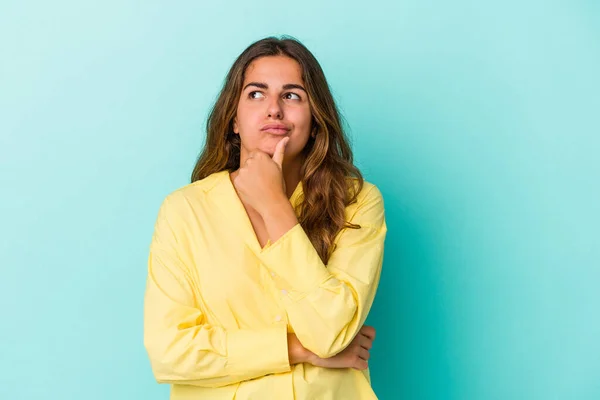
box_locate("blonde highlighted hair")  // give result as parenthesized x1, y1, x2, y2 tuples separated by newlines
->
(191, 36, 363, 263)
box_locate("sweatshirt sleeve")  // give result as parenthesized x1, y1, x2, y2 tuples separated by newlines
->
(143, 195, 291, 388)
(256, 184, 387, 359)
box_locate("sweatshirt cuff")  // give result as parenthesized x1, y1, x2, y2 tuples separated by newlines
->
(258, 223, 332, 295)
(225, 324, 291, 377)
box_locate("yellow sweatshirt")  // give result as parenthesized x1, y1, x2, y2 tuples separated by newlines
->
(143, 170, 387, 399)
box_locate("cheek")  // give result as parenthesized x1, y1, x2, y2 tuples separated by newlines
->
(290, 121, 313, 153)
(236, 107, 261, 137)
(290, 108, 312, 136)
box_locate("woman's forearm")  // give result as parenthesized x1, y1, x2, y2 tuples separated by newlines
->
(287, 333, 316, 365)
(262, 200, 299, 243)
(287, 326, 375, 370)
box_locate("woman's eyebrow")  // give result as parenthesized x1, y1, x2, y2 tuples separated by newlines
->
(243, 82, 307, 93)
(282, 83, 307, 93)
(243, 82, 268, 91)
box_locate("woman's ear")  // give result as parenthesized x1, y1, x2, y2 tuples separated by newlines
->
(233, 116, 239, 134)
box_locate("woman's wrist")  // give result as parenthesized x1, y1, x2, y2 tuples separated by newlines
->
(262, 201, 299, 243)
(287, 333, 316, 365)
(258, 195, 294, 220)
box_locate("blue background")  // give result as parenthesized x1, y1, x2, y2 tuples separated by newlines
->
(1, 1, 599, 399)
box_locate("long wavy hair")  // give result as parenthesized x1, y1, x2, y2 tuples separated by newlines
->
(191, 36, 363, 264)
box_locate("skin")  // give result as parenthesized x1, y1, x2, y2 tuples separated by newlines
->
(230, 55, 375, 370)
(232, 55, 312, 197)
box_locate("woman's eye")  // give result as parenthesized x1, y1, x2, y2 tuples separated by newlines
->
(249, 91, 265, 99)
(284, 92, 301, 100)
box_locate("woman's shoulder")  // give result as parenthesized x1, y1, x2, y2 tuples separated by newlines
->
(330, 176, 386, 245)
(341, 177, 385, 226)
(159, 170, 228, 210)
(347, 177, 384, 206)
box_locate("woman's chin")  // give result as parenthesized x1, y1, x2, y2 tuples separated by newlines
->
(261, 139, 285, 156)
(245, 137, 292, 157)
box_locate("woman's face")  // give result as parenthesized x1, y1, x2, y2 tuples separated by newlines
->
(233, 55, 312, 166)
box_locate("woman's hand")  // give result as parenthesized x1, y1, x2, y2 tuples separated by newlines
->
(233, 138, 289, 216)
(308, 325, 376, 370)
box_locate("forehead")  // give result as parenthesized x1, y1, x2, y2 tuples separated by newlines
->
(243, 56, 304, 85)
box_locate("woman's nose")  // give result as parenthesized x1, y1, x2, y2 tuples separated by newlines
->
(266, 99, 283, 119)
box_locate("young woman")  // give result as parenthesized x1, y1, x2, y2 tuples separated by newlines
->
(144, 36, 387, 400)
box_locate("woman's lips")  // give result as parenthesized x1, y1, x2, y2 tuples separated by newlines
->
(262, 128, 290, 135)
(261, 124, 290, 135)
